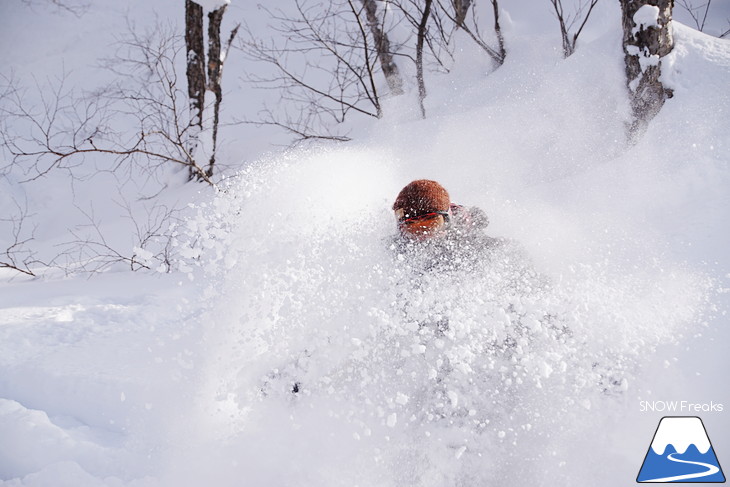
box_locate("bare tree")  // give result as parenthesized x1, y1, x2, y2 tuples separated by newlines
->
(0, 35, 211, 277)
(453, 0, 473, 28)
(9, 3, 234, 184)
(416, 0, 435, 118)
(1, 27, 215, 186)
(621, 0, 675, 138)
(0, 197, 40, 277)
(675, 0, 711, 31)
(46, 201, 181, 275)
(549, 0, 600, 58)
(1, 6, 240, 278)
(0, 25, 221, 277)
(360, 0, 405, 95)
(20, 0, 91, 17)
(237, 0, 384, 145)
(184, 0, 238, 180)
(239, 0, 507, 140)
(391, 0, 453, 74)
(676, 1, 730, 39)
(491, 1, 506, 64)
(185, 0, 206, 180)
(398, 0, 507, 117)
(207, 5, 240, 178)
(434, 0, 506, 65)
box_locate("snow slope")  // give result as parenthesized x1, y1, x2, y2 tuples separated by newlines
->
(1, 1, 730, 486)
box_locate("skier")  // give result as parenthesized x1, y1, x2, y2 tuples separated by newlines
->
(389, 179, 529, 425)
(392, 180, 625, 397)
(393, 179, 489, 242)
(390, 180, 503, 337)
(390, 179, 514, 277)
(390, 179, 560, 357)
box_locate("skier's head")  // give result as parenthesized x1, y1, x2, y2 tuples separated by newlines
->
(393, 179, 450, 239)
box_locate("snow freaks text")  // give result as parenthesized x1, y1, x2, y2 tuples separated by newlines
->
(639, 401, 724, 413)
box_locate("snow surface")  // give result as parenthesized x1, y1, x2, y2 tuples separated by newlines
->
(1, 1, 730, 486)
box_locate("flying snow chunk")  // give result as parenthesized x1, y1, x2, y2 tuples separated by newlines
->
(395, 393, 409, 406)
(446, 390, 458, 408)
(637, 416, 726, 483)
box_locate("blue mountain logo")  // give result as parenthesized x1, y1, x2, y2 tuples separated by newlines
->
(637, 416, 725, 483)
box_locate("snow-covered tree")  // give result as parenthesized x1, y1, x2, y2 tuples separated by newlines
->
(621, 0, 675, 137)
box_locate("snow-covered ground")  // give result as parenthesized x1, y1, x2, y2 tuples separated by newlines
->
(1, 1, 730, 486)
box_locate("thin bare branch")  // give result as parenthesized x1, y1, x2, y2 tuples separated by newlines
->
(0, 196, 40, 277)
(236, 0, 382, 144)
(676, 0, 712, 32)
(549, 0, 600, 58)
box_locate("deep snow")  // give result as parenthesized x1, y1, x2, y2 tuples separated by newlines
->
(1, 1, 730, 486)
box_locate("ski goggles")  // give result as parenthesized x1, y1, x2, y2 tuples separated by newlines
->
(396, 210, 450, 225)
(395, 209, 450, 236)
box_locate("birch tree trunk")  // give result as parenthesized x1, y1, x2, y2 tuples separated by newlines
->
(416, 0, 434, 119)
(360, 0, 404, 96)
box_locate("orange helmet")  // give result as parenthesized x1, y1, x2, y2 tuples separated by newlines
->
(393, 180, 451, 238)
(393, 180, 450, 216)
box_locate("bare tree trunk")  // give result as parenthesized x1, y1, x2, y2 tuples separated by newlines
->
(491, 0, 505, 65)
(360, 0, 404, 96)
(550, 0, 572, 56)
(185, 0, 206, 180)
(621, 0, 675, 138)
(416, 0, 434, 119)
(436, 0, 505, 65)
(206, 5, 226, 178)
(206, 4, 239, 179)
(452, 0, 472, 29)
(549, 0, 599, 58)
